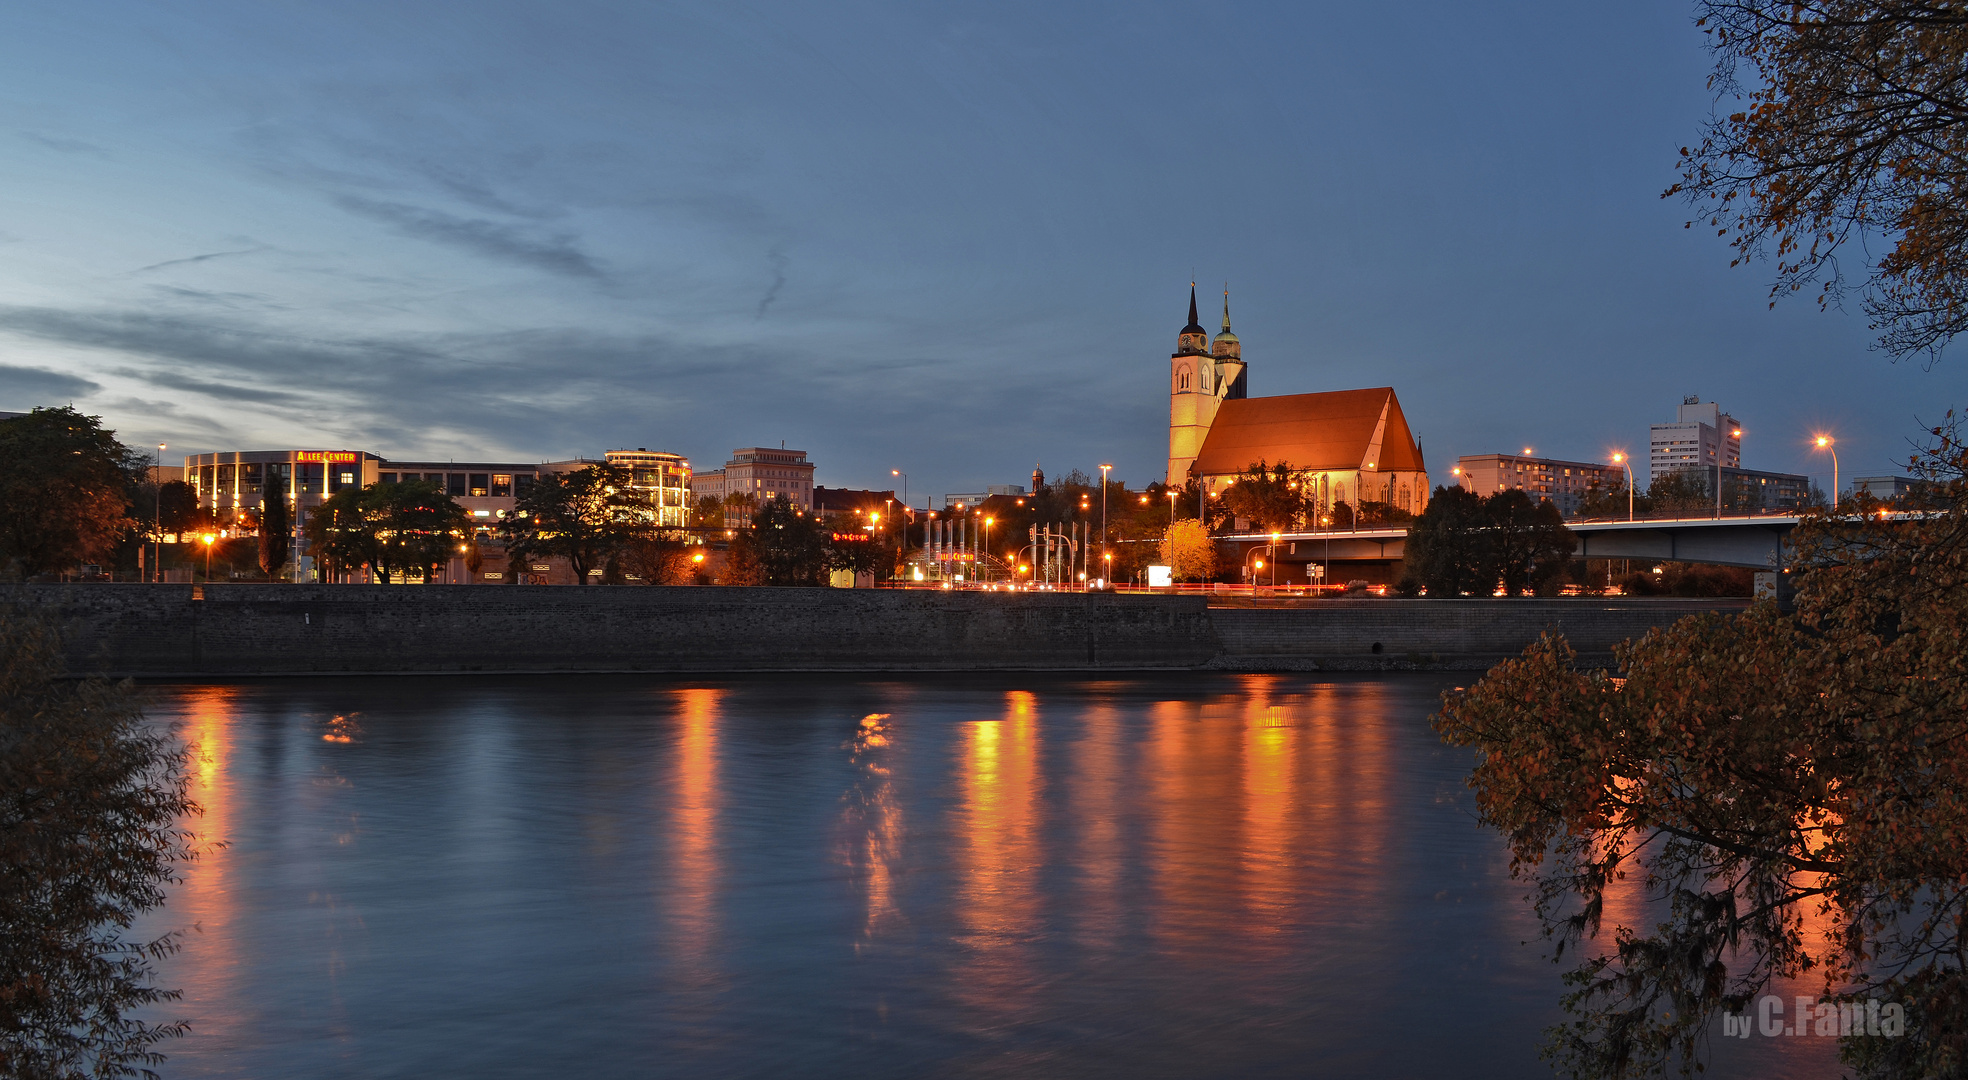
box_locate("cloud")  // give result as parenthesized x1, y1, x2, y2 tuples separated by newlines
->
(333, 196, 605, 279)
(107, 367, 316, 407)
(18, 132, 107, 156)
(0, 363, 101, 407)
(756, 245, 789, 319)
(135, 248, 265, 274)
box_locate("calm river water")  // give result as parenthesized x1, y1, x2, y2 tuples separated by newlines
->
(137, 674, 1838, 1078)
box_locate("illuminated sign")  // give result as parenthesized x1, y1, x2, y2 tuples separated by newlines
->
(296, 451, 360, 464)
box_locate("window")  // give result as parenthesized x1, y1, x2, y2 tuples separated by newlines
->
(242, 463, 263, 487)
(297, 463, 323, 494)
(515, 474, 535, 496)
(492, 474, 512, 497)
(469, 473, 489, 497)
(380, 472, 398, 485)
(448, 473, 466, 496)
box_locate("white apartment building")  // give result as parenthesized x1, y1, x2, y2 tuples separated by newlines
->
(1649, 397, 1741, 484)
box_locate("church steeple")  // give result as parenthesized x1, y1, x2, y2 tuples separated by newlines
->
(1176, 283, 1208, 355)
(1211, 284, 1241, 361)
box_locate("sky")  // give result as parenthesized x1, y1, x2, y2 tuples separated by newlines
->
(1, 1, 1961, 502)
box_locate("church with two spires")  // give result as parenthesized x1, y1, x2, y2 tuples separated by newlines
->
(1167, 285, 1431, 520)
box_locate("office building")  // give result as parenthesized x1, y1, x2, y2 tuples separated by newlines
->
(944, 484, 1026, 509)
(693, 446, 816, 526)
(604, 448, 693, 528)
(1650, 397, 1741, 484)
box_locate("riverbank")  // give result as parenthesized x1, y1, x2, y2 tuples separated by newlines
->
(19, 584, 1750, 676)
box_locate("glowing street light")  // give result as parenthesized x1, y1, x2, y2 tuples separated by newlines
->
(201, 532, 216, 582)
(1098, 463, 1113, 575)
(1813, 435, 1839, 510)
(1611, 452, 1634, 521)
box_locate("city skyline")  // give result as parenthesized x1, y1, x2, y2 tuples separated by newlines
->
(0, 1, 1957, 498)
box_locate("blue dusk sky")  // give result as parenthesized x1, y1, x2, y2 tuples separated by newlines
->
(0, 1, 1960, 499)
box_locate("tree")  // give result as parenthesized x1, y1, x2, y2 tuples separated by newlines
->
(1158, 518, 1217, 583)
(1219, 460, 1307, 532)
(826, 526, 898, 583)
(501, 466, 636, 584)
(0, 609, 203, 1077)
(302, 487, 379, 582)
(258, 473, 289, 579)
(1671, 2, 1968, 359)
(607, 534, 700, 585)
(1435, 423, 1968, 1078)
(750, 497, 829, 585)
(1647, 471, 1710, 517)
(1487, 489, 1574, 596)
(0, 408, 140, 578)
(1401, 485, 1492, 596)
(370, 482, 467, 583)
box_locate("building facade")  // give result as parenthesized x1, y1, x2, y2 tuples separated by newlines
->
(1455, 453, 1624, 517)
(1167, 285, 1248, 485)
(1650, 397, 1742, 484)
(603, 448, 693, 528)
(693, 446, 816, 526)
(944, 484, 1025, 509)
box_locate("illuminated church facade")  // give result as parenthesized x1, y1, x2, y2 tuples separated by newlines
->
(1167, 285, 1431, 519)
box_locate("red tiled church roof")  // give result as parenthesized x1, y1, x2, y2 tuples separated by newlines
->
(1192, 387, 1426, 476)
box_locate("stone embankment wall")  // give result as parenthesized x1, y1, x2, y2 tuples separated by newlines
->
(14, 584, 1748, 677)
(1207, 597, 1749, 671)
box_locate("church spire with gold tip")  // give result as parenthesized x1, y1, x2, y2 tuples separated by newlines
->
(1211, 283, 1241, 362)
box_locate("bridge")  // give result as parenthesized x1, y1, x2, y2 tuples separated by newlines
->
(1216, 514, 1813, 582)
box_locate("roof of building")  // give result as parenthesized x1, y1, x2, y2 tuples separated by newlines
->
(1193, 387, 1426, 477)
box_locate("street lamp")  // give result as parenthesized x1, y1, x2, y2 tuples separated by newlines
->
(153, 443, 166, 583)
(891, 469, 907, 512)
(1271, 531, 1281, 587)
(983, 516, 994, 580)
(1098, 463, 1113, 570)
(1611, 452, 1634, 521)
(1813, 435, 1839, 511)
(201, 532, 216, 582)
(1320, 516, 1332, 590)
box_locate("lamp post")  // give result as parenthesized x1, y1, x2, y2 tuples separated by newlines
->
(1814, 435, 1839, 511)
(1271, 531, 1281, 587)
(1321, 516, 1331, 591)
(1098, 463, 1113, 569)
(201, 532, 216, 582)
(891, 469, 907, 512)
(983, 516, 994, 581)
(1612, 453, 1634, 522)
(153, 443, 166, 583)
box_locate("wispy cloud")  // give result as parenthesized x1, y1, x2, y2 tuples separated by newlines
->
(0, 363, 101, 406)
(334, 196, 605, 280)
(136, 247, 265, 274)
(107, 367, 316, 407)
(18, 131, 106, 156)
(756, 245, 789, 319)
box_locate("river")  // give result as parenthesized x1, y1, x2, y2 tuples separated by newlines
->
(136, 673, 1837, 1078)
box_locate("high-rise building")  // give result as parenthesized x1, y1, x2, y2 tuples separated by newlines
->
(1649, 397, 1741, 484)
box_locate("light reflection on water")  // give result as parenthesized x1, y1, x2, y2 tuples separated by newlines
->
(136, 673, 1835, 1079)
